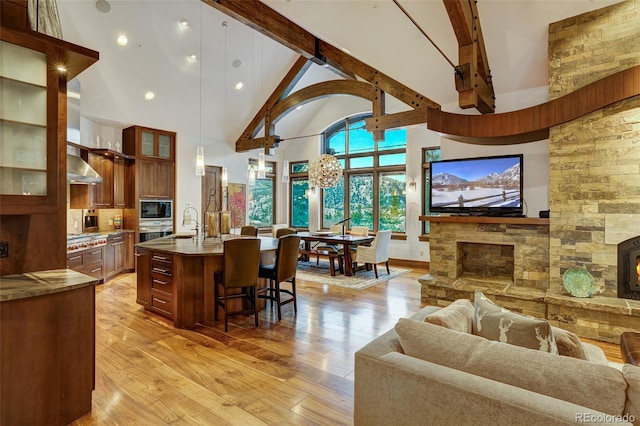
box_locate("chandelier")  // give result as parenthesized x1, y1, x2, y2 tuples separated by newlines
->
(309, 154, 342, 188)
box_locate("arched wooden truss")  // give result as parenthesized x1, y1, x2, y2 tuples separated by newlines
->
(235, 60, 387, 152)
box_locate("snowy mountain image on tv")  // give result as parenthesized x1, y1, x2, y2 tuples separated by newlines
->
(431, 156, 521, 210)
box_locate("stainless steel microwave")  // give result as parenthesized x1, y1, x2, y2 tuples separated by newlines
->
(139, 199, 173, 220)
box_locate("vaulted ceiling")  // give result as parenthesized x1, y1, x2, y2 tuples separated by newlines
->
(56, 0, 621, 146)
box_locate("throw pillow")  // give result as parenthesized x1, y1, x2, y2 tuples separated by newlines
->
(472, 290, 558, 354)
(552, 326, 588, 360)
(424, 299, 473, 333)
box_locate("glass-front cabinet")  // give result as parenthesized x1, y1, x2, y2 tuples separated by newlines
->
(0, 40, 48, 196)
(124, 126, 175, 161)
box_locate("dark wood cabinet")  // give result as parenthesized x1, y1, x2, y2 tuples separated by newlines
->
(135, 246, 151, 308)
(136, 249, 174, 320)
(0, 27, 97, 277)
(113, 157, 128, 208)
(66, 246, 105, 283)
(138, 159, 174, 199)
(124, 232, 135, 271)
(123, 125, 175, 161)
(89, 153, 113, 207)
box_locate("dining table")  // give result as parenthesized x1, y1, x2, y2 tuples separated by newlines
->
(297, 231, 375, 276)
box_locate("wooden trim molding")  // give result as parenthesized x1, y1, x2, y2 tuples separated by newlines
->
(419, 215, 549, 226)
(427, 64, 640, 143)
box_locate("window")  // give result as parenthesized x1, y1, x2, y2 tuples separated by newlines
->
(248, 159, 276, 228)
(320, 114, 407, 232)
(289, 161, 309, 228)
(422, 147, 442, 234)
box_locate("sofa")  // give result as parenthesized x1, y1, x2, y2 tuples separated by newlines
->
(354, 304, 640, 425)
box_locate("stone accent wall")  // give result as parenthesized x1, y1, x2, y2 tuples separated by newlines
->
(428, 221, 550, 290)
(548, 0, 640, 297)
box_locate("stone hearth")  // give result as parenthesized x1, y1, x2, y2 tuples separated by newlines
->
(420, 216, 640, 343)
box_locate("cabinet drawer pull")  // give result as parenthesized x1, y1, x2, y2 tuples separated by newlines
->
(112, 242, 125, 246)
(134, 253, 142, 257)
(153, 279, 169, 285)
(153, 297, 167, 304)
(152, 255, 170, 261)
(68, 255, 82, 261)
(90, 250, 101, 255)
(111, 236, 123, 241)
(152, 267, 169, 274)
(90, 267, 102, 273)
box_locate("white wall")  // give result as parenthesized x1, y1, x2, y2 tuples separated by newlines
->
(78, 80, 551, 261)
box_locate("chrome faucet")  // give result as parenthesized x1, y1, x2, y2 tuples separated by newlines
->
(182, 206, 201, 237)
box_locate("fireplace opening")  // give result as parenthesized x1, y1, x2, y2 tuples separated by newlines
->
(617, 236, 640, 300)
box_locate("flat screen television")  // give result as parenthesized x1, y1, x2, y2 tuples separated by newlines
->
(429, 154, 524, 216)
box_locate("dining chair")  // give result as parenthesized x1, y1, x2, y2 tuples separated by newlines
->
(213, 238, 261, 332)
(271, 224, 288, 237)
(240, 225, 258, 236)
(353, 230, 392, 278)
(350, 226, 369, 236)
(275, 227, 297, 238)
(313, 224, 344, 273)
(258, 234, 301, 320)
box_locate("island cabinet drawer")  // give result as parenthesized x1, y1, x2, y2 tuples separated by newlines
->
(151, 274, 174, 295)
(150, 292, 173, 317)
(150, 252, 173, 276)
(66, 253, 84, 271)
(84, 247, 104, 264)
(84, 263, 104, 280)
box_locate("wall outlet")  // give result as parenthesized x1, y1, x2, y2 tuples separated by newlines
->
(419, 251, 424, 257)
(185, 202, 191, 208)
(0, 242, 8, 258)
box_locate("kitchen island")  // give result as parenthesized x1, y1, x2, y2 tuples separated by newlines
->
(0, 269, 98, 425)
(134, 234, 278, 328)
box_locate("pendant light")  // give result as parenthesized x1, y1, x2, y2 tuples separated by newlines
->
(195, 146, 205, 176)
(221, 167, 228, 187)
(282, 160, 289, 183)
(258, 152, 266, 178)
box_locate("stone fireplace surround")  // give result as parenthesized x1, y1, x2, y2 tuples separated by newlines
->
(420, 0, 640, 343)
(419, 216, 640, 343)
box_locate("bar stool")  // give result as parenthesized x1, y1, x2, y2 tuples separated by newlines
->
(214, 238, 261, 332)
(258, 234, 301, 320)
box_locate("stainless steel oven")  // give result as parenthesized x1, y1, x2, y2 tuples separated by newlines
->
(82, 209, 99, 232)
(139, 199, 173, 220)
(139, 220, 173, 242)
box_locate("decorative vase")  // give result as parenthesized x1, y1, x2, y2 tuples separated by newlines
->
(206, 212, 219, 238)
(563, 266, 596, 298)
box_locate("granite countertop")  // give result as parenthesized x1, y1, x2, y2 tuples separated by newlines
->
(135, 234, 279, 256)
(0, 269, 99, 302)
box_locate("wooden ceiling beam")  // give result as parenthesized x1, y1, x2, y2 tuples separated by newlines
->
(364, 109, 429, 133)
(239, 55, 311, 142)
(443, 0, 495, 113)
(236, 135, 280, 152)
(202, 0, 438, 110)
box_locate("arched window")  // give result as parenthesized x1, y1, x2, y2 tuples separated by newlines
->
(321, 113, 407, 232)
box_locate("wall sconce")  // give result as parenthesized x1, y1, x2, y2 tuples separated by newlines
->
(221, 167, 228, 187)
(248, 166, 256, 186)
(408, 180, 417, 192)
(282, 160, 289, 183)
(258, 152, 266, 178)
(195, 146, 205, 176)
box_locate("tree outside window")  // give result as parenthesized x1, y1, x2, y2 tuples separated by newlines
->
(248, 159, 276, 228)
(320, 114, 407, 232)
(422, 147, 442, 234)
(290, 161, 309, 228)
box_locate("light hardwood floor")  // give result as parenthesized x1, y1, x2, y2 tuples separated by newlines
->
(73, 267, 622, 425)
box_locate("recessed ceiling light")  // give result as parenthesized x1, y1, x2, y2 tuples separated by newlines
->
(235, 82, 244, 90)
(116, 34, 128, 46)
(145, 91, 155, 100)
(179, 19, 189, 28)
(232, 59, 242, 68)
(56, 65, 67, 73)
(95, 0, 111, 13)
(188, 53, 197, 62)
(341, 47, 351, 54)
(295, 105, 302, 110)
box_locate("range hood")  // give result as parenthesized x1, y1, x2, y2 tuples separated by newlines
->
(68, 155, 102, 184)
(66, 78, 102, 184)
